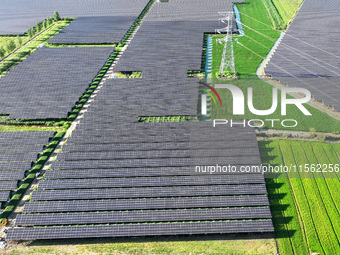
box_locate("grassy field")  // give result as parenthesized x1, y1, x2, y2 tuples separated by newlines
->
(260, 140, 340, 254)
(272, 0, 304, 25)
(212, 4, 280, 78)
(210, 0, 340, 133)
(0, 125, 60, 132)
(7, 235, 276, 255)
(0, 20, 71, 76)
(0, 36, 29, 53)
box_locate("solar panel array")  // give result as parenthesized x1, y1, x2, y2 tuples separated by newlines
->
(7, 0, 274, 240)
(0, 47, 113, 119)
(265, 0, 340, 110)
(0, 131, 54, 205)
(48, 16, 138, 44)
(0, 0, 150, 34)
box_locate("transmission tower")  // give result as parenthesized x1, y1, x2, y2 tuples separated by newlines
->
(216, 12, 236, 78)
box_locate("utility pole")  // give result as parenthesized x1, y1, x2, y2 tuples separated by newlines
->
(216, 12, 236, 78)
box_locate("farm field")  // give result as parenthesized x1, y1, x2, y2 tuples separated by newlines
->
(260, 140, 340, 254)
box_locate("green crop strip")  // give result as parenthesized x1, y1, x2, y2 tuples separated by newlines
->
(260, 140, 340, 254)
(0, 125, 61, 132)
(262, 0, 285, 30)
(0, 115, 66, 126)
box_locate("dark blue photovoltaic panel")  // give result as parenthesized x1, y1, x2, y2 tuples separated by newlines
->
(7, 0, 275, 241)
(0, 47, 113, 119)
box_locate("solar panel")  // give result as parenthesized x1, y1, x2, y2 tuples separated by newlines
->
(6, 0, 274, 240)
(0, 47, 113, 119)
(49, 16, 139, 44)
(0, 191, 10, 202)
(0, 171, 25, 181)
(0, 181, 18, 191)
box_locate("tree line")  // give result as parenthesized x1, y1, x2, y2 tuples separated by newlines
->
(0, 11, 61, 59)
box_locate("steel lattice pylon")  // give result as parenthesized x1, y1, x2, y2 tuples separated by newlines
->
(216, 12, 236, 78)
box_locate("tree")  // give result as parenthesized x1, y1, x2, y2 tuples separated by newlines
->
(0, 47, 5, 59)
(31, 27, 36, 36)
(47, 17, 53, 26)
(27, 29, 33, 39)
(36, 22, 42, 33)
(309, 127, 316, 138)
(54, 11, 60, 21)
(16, 35, 22, 46)
(6, 40, 16, 52)
(43, 19, 47, 29)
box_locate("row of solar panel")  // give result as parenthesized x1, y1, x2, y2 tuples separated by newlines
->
(55, 148, 260, 161)
(0, 131, 54, 139)
(0, 181, 18, 191)
(64, 134, 257, 145)
(59, 140, 259, 153)
(23, 195, 270, 213)
(7, 220, 274, 240)
(48, 16, 139, 44)
(16, 207, 272, 226)
(51, 157, 262, 170)
(44, 166, 263, 179)
(38, 174, 265, 190)
(31, 184, 267, 201)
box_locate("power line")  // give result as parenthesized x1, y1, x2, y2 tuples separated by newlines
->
(236, 41, 339, 102)
(238, 11, 340, 59)
(241, 32, 340, 79)
(236, 18, 340, 74)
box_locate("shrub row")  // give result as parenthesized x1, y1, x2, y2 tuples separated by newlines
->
(0, 116, 66, 126)
(138, 116, 198, 122)
(118, 0, 154, 47)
